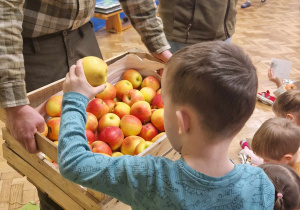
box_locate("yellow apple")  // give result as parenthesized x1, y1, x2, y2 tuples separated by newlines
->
(46, 95, 63, 117)
(120, 115, 142, 136)
(140, 87, 157, 104)
(151, 132, 166, 143)
(122, 69, 143, 89)
(98, 113, 120, 131)
(115, 80, 133, 100)
(82, 56, 108, 87)
(141, 76, 160, 91)
(121, 136, 145, 155)
(112, 102, 131, 119)
(47, 117, 61, 141)
(151, 109, 165, 132)
(134, 141, 153, 155)
(112, 152, 124, 157)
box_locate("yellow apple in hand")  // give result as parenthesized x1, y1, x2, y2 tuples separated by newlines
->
(82, 56, 108, 87)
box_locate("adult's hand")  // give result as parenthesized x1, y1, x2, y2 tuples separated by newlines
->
(155, 50, 172, 63)
(5, 105, 45, 153)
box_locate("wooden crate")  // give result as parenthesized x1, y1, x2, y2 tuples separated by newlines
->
(0, 50, 178, 209)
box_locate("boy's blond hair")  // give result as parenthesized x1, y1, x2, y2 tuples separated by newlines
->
(252, 117, 300, 160)
(273, 90, 300, 122)
(165, 41, 257, 139)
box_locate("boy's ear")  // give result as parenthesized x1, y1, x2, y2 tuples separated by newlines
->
(281, 154, 293, 163)
(286, 113, 295, 122)
(176, 110, 191, 134)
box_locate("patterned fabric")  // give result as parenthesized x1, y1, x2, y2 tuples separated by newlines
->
(119, 0, 170, 54)
(0, 0, 95, 108)
(58, 92, 275, 210)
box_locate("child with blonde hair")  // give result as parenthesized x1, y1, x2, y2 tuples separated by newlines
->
(252, 117, 300, 176)
(58, 42, 275, 209)
(259, 164, 300, 210)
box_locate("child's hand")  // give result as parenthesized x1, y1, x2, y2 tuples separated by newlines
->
(268, 69, 282, 88)
(63, 59, 106, 100)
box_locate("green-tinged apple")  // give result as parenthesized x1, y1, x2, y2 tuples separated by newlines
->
(139, 123, 158, 141)
(120, 115, 142, 136)
(86, 130, 95, 144)
(86, 112, 98, 132)
(103, 99, 116, 112)
(86, 98, 109, 120)
(91, 141, 112, 156)
(113, 97, 122, 103)
(151, 94, 164, 109)
(151, 109, 165, 132)
(122, 69, 143, 89)
(151, 132, 166, 143)
(82, 56, 107, 87)
(47, 117, 60, 141)
(141, 76, 160, 91)
(140, 87, 156, 104)
(46, 95, 63, 117)
(99, 126, 124, 150)
(41, 122, 48, 137)
(123, 89, 145, 106)
(112, 152, 124, 157)
(157, 88, 161, 94)
(112, 102, 130, 119)
(130, 101, 151, 124)
(115, 80, 133, 100)
(95, 82, 116, 100)
(98, 113, 120, 131)
(121, 136, 145, 155)
(134, 141, 153, 155)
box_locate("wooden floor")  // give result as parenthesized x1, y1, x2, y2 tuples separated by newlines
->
(1, 0, 300, 209)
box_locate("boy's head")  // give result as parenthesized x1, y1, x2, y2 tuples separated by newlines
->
(273, 90, 300, 126)
(259, 164, 300, 210)
(252, 117, 300, 165)
(161, 41, 257, 151)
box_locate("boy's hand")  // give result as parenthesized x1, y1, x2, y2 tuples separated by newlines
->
(63, 59, 106, 100)
(268, 69, 282, 88)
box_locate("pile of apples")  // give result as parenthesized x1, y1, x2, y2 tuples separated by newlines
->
(44, 69, 165, 158)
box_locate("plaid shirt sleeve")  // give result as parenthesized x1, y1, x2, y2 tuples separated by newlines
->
(119, 0, 170, 55)
(0, 0, 29, 108)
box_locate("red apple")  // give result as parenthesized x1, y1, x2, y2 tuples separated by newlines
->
(86, 130, 95, 144)
(151, 94, 164, 109)
(151, 132, 166, 143)
(141, 76, 160, 91)
(99, 126, 124, 150)
(95, 82, 116, 100)
(140, 87, 157, 104)
(86, 98, 109, 120)
(115, 80, 133, 100)
(86, 112, 98, 132)
(285, 83, 297, 90)
(123, 89, 145, 106)
(91, 141, 112, 156)
(103, 99, 116, 112)
(98, 113, 120, 132)
(122, 69, 143, 89)
(47, 117, 61, 141)
(121, 136, 145, 155)
(151, 109, 165, 132)
(130, 101, 152, 124)
(139, 123, 159, 141)
(112, 152, 124, 157)
(46, 95, 63, 117)
(134, 141, 153, 155)
(120, 115, 142, 136)
(112, 102, 131, 119)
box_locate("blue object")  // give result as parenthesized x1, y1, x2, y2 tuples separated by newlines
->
(91, 0, 159, 32)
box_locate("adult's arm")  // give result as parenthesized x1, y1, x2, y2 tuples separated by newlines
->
(119, 0, 172, 62)
(0, 0, 45, 153)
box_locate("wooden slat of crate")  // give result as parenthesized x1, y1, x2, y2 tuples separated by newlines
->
(2, 128, 103, 209)
(2, 143, 83, 210)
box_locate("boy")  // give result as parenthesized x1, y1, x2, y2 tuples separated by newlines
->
(58, 42, 275, 209)
(252, 117, 300, 176)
